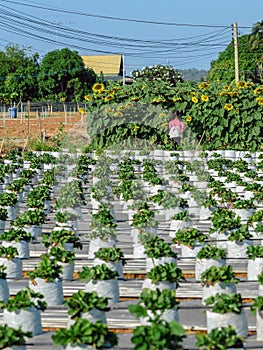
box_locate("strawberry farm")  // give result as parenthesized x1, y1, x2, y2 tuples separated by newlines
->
(0, 73, 262, 349)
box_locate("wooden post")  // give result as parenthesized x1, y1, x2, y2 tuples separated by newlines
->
(27, 101, 30, 137)
(233, 22, 239, 83)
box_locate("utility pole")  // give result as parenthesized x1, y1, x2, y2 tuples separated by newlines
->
(122, 55, 125, 86)
(233, 22, 239, 83)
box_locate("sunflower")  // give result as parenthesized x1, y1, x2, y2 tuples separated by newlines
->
(254, 87, 263, 95)
(172, 97, 182, 102)
(84, 95, 92, 101)
(201, 94, 209, 102)
(186, 116, 192, 122)
(105, 107, 115, 114)
(224, 103, 234, 111)
(78, 108, 85, 114)
(192, 96, 198, 103)
(113, 112, 123, 117)
(256, 97, 263, 105)
(134, 126, 140, 132)
(92, 83, 105, 93)
(198, 82, 210, 89)
(219, 91, 229, 96)
(104, 94, 114, 102)
(236, 81, 247, 89)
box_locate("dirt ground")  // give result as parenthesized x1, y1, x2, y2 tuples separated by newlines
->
(0, 113, 89, 152)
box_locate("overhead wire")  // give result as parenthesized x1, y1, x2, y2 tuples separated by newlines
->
(0, 0, 255, 71)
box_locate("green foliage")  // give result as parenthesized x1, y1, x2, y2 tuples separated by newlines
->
(0, 246, 18, 260)
(65, 290, 109, 320)
(38, 48, 97, 101)
(48, 246, 75, 264)
(131, 320, 185, 350)
(196, 245, 226, 260)
(142, 235, 177, 259)
(147, 262, 184, 287)
(0, 287, 47, 312)
(42, 228, 82, 249)
(54, 210, 80, 223)
(246, 245, 263, 259)
(204, 292, 243, 314)
(78, 264, 119, 282)
(172, 227, 207, 247)
(52, 319, 118, 348)
(207, 34, 263, 83)
(94, 247, 126, 265)
(129, 288, 179, 322)
(251, 296, 263, 314)
(28, 253, 62, 282)
(210, 208, 241, 233)
(227, 224, 252, 242)
(15, 209, 46, 226)
(0, 324, 32, 348)
(0, 227, 33, 242)
(195, 325, 244, 350)
(200, 265, 239, 285)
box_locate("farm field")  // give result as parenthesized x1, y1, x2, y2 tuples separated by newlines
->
(0, 148, 262, 349)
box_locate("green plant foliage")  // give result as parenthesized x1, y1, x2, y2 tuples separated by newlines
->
(195, 325, 244, 350)
(94, 247, 126, 265)
(0, 324, 32, 348)
(131, 320, 185, 350)
(129, 288, 179, 322)
(196, 245, 226, 260)
(65, 290, 109, 320)
(0, 287, 47, 312)
(200, 265, 239, 286)
(147, 262, 184, 287)
(52, 319, 118, 348)
(204, 292, 243, 314)
(78, 264, 119, 282)
(28, 253, 62, 282)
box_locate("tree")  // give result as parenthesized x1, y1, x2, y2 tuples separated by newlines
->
(207, 34, 263, 83)
(38, 48, 97, 101)
(250, 20, 263, 49)
(132, 64, 183, 86)
(0, 45, 40, 103)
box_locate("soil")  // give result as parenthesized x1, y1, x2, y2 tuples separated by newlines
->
(0, 113, 89, 152)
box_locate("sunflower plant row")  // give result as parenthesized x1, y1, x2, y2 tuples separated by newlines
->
(84, 79, 263, 151)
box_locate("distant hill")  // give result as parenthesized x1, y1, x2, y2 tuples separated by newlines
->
(178, 68, 208, 81)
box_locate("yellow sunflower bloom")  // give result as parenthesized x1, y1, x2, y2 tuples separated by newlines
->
(92, 83, 105, 93)
(254, 87, 263, 95)
(105, 108, 115, 114)
(161, 122, 168, 127)
(131, 97, 140, 101)
(256, 97, 263, 105)
(186, 116, 192, 122)
(159, 113, 167, 117)
(223, 85, 231, 90)
(192, 96, 198, 103)
(224, 104, 234, 111)
(113, 112, 123, 117)
(219, 91, 229, 96)
(201, 94, 209, 102)
(236, 81, 247, 89)
(84, 95, 92, 101)
(104, 94, 114, 102)
(172, 97, 182, 102)
(134, 126, 140, 131)
(198, 82, 210, 89)
(78, 108, 85, 114)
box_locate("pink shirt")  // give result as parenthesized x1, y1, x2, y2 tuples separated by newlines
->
(169, 119, 185, 132)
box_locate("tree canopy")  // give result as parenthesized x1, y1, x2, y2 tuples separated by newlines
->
(207, 32, 263, 83)
(38, 48, 97, 102)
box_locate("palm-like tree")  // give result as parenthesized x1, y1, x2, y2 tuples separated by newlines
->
(250, 20, 263, 49)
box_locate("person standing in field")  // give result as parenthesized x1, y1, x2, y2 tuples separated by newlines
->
(168, 110, 185, 150)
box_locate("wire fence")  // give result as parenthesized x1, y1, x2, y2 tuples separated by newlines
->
(0, 101, 87, 120)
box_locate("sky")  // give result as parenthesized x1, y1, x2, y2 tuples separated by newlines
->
(0, 0, 262, 75)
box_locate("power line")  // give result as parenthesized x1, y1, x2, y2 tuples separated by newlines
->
(0, 0, 234, 28)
